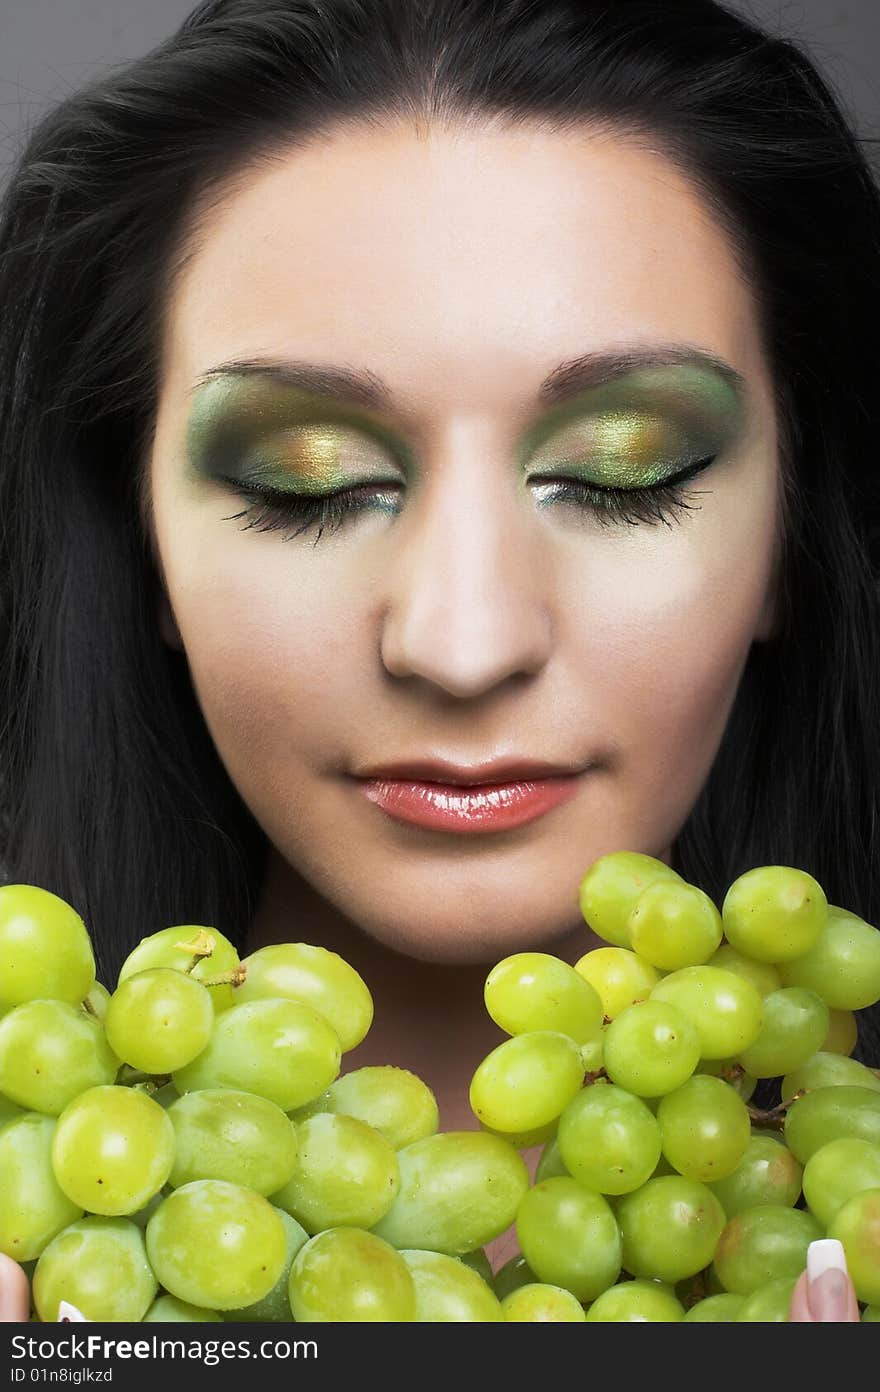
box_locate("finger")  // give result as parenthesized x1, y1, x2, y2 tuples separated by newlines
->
(0, 1254, 31, 1322)
(789, 1269, 813, 1321)
(806, 1238, 861, 1322)
(808, 1268, 861, 1322)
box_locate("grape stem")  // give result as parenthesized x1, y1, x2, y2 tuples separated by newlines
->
(746, 1088, 807, 1131)
(80, 996, 99, 1018)
(200, 964, 248, 989)
(174, 929, 217, 973)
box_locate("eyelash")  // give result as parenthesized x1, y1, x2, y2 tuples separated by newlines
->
(219, 457, 715, 546)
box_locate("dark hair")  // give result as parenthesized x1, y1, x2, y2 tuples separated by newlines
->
(1, 0, 879, 1061)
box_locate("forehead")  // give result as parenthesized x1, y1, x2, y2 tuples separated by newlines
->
(161, 121, 762, 416)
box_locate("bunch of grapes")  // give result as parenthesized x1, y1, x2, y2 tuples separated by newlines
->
(1, 852, 880, 1322)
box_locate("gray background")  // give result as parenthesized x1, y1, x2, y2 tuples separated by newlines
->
(1, 1, 878, 183)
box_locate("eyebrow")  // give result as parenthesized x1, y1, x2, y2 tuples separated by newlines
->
(189, 344, 746, 412)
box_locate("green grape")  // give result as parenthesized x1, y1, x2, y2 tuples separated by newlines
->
(52, 1084, 175, 1215)
(104, 968, 214, 1074)
(574, 947, 659, 1019)
(401, 1249, 503, 1321)
(784, 1086, 880, 1163)
(802, 1138, 880, 1227)
(781, 1051, 880, 1100)
(235, 942, 373, 1052)
(0, 884, 96, 1009)
(777, 906, 880, 1009)
(483, 952, 604, 1044)
(469, 1031, 584, 1134)
(682, 1293, 745, 1321)
(290, 1066, 438, 1149)
(627, 880, 722, 971)
(223, 1207, 310, 1322)
(580, 1029, 605, 1075)
(501, 1283, 586, 1321)
(289, 1227, 416, 1321)
(459, 1248, 493, 1285)
(535, 1136, 570, 1183)
(706, 945, 781, 998)
(557, 1083, 661, 1194)
(650, 966, 763, 1059)
(143, 1295, 223, 1322)
(173, 998, 341, 1111)
(656, 1074, 750, 1182)
(712, 1205, 822, 1294)
(0, 1000, 119, 1114)
(721, 866, 827, 963)
(0, 1114, 83, 1260)
(708, 1134, 803, 1218)
(271, 1112, 399, 1232)
(578, 851, 682, 948)
(167, 1088, 298, 1194)
(34, 1216, 157, 1322)
(493, 1254, 537, 1299)
(83, 981, 111, 1021)
(736, 1276, 798, 1322)
(146, 1180, 287, 1310)
(603, 1001, 700, 1097)
(371, 1131, 529, 1255)
(828, 1189, 880, 1304)
(118, 924, 242, 1013)
(585, 1280, 684, 1322)
(515, 1177, 621, 1301)
(696, 1058, 757, 1101)
(737, 988, 829, 1078)
(616, 1176, 726, 1282)
(862, 1304, 880, 1321)
(822, 1009, 858, 1056)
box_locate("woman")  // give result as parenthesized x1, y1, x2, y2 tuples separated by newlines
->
(0, 0, 876, 1320)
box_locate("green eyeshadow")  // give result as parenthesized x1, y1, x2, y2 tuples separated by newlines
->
(184, 375, 408, 492)
(184, 359, 746, 497)
(522, 363, 745, 489)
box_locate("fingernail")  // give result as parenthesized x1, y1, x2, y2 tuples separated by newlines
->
(808, 1238, 848, 1282)
(807, 1239, 850, 1320)
(57, 1300, 89, 1322)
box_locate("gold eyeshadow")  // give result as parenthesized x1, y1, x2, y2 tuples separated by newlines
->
(184, 375, 409, 492)
(529, 411, 695, 488)
(520, 363, 745, 489)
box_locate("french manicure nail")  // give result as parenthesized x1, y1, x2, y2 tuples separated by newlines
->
(807, 1238, 848, 1283)
(807, 1239, 850, 1320)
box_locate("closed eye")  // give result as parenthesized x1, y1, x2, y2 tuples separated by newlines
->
(217, 455, 715, 544)
(529, 455, 716, 528)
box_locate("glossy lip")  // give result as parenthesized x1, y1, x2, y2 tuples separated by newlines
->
(354, 770, 587, 833)
(351, 756, 587, 785)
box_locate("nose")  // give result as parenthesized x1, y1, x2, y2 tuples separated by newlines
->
(378, 433, 555, 700)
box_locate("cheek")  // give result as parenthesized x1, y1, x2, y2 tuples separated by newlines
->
(165, 544, 372, 818)
(561, 491, 776, 805)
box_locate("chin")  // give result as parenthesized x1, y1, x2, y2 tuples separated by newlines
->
(352, 899, 589, 966)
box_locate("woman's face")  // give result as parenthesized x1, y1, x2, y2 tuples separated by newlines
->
(146, 121, 780, 963)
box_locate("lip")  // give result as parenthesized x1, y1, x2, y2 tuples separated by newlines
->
(352, 756, 586, 785)
(353, 768, 587, 834)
